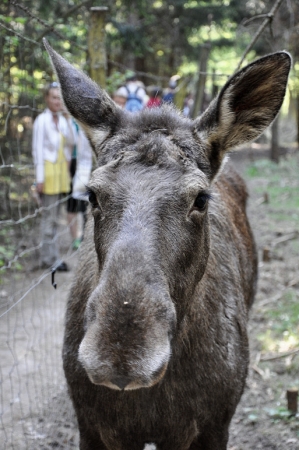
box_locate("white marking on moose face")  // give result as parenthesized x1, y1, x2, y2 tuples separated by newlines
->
(144, 444, 157, 450)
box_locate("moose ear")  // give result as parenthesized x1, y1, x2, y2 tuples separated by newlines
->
(43, 38, 121, 152)
(193, 51, 291, 176)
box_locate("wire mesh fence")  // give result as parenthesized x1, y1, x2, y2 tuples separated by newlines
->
(0, 180, 81, 449)
(0, 5, 82, 445)
(0, 2, 247, 449)
(0, 264, 79, 449)
(0, 105, 81, 447)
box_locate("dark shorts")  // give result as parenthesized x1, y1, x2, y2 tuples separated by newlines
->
(67, 196, 87, 214)
(66, 158, 88, 214)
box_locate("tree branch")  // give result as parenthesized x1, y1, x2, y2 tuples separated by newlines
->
(235, 0, 285, 72)
(261, 347, 299, 362)
(35, 0, 91, 43)
(242, 14, 271, 27)
(0, 21, 40, 46)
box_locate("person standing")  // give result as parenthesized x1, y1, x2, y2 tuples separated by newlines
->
(32, 82, 75, 271)
(117, 72, 147, 112)
(67, 119, 93, 250)
(112, 87, 128, 109)
(146, 86, 163, 108)
(162, 76, 179, 105)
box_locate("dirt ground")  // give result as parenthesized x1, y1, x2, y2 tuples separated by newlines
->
(228, 148, 299, 450)
(1, 148, 299, 449)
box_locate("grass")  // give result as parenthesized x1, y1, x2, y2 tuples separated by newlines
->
(245, 154, 299, 355)
(245, 154, 299, 223)
(257, 289, 299, 353)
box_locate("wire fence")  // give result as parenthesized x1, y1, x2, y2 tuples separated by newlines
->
(1, 4, 83, 445)
(0, 107, 81, 447)
(0, 193, 81, 449)
(1, 1, 298, 448)
(0, 2, 236, 448)
(0, 258, 79, 449)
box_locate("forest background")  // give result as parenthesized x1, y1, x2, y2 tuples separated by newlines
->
(1, 0, 299, 163)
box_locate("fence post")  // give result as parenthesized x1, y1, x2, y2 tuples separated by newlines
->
(174, 78, 187, 111)
(88, 6, 108, 88)
(192, 43, 211, 119)
(271, 115, 280, 163)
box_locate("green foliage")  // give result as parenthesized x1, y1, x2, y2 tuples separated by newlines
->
(258, 289, 299, 351)
(106, 70, 127, 96)
(246, 156, 299, 229)
(0, 228, 16, 269)
(246, 158, 292, 178)
(264, 406, 299, 424)
(242, 406, 299, 426)
(2, 0, 299, 105)
(244, 154, 299, 356)
(1, 0, 299, 170)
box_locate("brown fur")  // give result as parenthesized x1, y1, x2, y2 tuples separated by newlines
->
(43, 40, 291, 450)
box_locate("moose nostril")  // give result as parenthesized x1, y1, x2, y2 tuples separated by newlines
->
(111, 376, 131, 390)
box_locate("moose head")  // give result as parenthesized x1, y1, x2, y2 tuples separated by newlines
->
(44, 39, 290, 391)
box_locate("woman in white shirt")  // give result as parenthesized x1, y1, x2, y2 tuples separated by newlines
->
(66, 120, 93, 250)
(32, 82, 75, 271)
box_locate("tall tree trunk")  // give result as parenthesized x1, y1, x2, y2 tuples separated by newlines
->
(211, 68, 218, 99)
(271, 115, 280, 163)
(124, 10, 139, 71)
(88, 7, 108, 88)
(174, 78, 188, 111)
(135, 56, 146, 85)
(192, 43, 211, 119)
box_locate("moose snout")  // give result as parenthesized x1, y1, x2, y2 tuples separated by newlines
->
(78, 325, 172, 390)
(78, 236, 176, 390)
(78, 286, 175, 391)
(110, 376, 132, 390)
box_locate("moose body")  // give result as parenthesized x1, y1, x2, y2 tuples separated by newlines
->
(44, 40, 291, 450)
(64, 163, 256, 450)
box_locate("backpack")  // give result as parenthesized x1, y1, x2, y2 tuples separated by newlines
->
(125, 86, 143, 113)
(162, 92, 174, 104)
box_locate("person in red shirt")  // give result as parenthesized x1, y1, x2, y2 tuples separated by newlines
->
(146, 86, 163, 108)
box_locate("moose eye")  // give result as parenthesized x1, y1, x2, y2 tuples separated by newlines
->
(87, 189, 99, 209)
(194, 193, 210, 211)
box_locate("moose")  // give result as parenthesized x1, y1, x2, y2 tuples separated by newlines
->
(44, 39, 291, 450)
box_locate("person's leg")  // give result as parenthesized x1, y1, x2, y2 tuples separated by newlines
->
(67, 195, 81, 249)
(40, 194, 60, 267)
(67, 158, 80, 249)
(54, 195, 68, 270)
(79, 200, 88, 241)
(67, 212, 78, 241)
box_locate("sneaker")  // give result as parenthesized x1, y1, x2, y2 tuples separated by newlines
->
(54, 261, 69, 272)
(72, 238, 81, 250)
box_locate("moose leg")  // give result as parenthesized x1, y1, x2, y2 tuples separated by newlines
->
(79, 433, 107, 450)
(158, 422, 199, 450)
(188, 425, 229, 450)
(77, 416, 107, 450)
